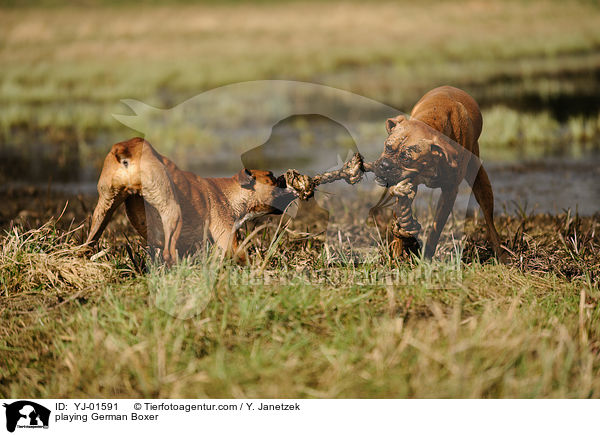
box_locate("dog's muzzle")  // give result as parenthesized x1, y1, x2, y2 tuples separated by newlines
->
(276, 174, 288, 189)
(271, 183, 299, 213)
(373, 158, 403, 187)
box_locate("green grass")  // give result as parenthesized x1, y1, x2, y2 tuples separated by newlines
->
(1, 0, 600, 158)
(1, 0, 600, 399)
(1, 207, 598, 398)
(481, 107, 600, 159)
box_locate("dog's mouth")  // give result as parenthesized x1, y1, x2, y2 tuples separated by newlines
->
(281, 186, 300, 202)
(270, 175, 299, 212)
(373, 161, 417, 188)
(374, 175, 388, 187)
(276, 174, 288, 189)
(275, 174, 301, 198)
(270, 191, 297, 214)
(375, 173, 405, 188)
(375, 171, 417, 188)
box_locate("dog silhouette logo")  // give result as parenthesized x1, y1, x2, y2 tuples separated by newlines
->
(3, 401, 50, 432)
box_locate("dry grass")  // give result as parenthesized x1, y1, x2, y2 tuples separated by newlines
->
(0, 218, 118, 297)
(1, 0, 600, 399)
(0, 191, 598, 398)
(1, 249, 598, 398)
(466, 212, 600, 283)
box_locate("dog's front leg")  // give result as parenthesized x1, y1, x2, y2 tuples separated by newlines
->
(125, 195, 148, 240)
(86, 190, 127, 248)
(159, 208, 182, 266)
(212, 228, 246, 265)
(230, 233, 247, 265)
(142, 196, 181, 266)
(140, 159, 182, 266)
(424, 186, 459, 258)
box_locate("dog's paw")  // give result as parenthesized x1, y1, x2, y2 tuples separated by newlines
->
(389, 236, 421, 260)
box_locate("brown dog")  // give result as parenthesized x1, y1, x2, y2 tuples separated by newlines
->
(373, 86, 503, 259)
(85, 137, 297, 264)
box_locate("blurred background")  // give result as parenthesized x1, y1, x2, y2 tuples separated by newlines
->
(1, 0, 599, 228)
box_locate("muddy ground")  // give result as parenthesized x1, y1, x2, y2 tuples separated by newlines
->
(1, 182, 597, 286)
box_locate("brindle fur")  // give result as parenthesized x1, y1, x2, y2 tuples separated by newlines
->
(373, 86, 503, 259)
(86, 137, 296, 264)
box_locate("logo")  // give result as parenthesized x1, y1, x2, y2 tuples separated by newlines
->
(3, 401, 50, 433)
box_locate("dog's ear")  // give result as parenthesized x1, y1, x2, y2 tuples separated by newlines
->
(385, 115, 407, 134)
(238, 168, 256, 189)
(430, 137, 459, 169)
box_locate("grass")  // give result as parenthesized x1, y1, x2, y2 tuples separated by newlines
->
(482, 107, 600, 159)
(0, 194, 598, 398)
(1, 0, 600, 399)
(1, 0, 600, 163)
(2, 1, 599, 103)
(0, 220, 115, 296)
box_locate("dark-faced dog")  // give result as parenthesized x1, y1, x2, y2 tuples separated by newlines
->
(85, 137, 297, 264)
(373, 86, 503, 259)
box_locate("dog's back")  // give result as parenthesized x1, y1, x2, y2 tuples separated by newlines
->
(410, 85, 482, 152)
(88, 137, 296, 264)
(88, 137, 183, 264)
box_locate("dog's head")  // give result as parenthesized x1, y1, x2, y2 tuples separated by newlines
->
(236, 168, 298, 215)
(373, 115, 459, 187)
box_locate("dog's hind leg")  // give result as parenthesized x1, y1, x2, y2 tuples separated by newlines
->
(125, 194, 148, 240)
(465, 152, 504, 259)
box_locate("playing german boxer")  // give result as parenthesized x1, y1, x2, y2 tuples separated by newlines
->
(372, 86, 503, 258)
(286, 86, 504, 260)
(85, 137, 297, 265)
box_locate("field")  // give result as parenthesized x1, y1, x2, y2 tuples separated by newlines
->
(1, 194, 599, 398)
(2, 0, 600, 175)
(1, 0, 600, 398)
